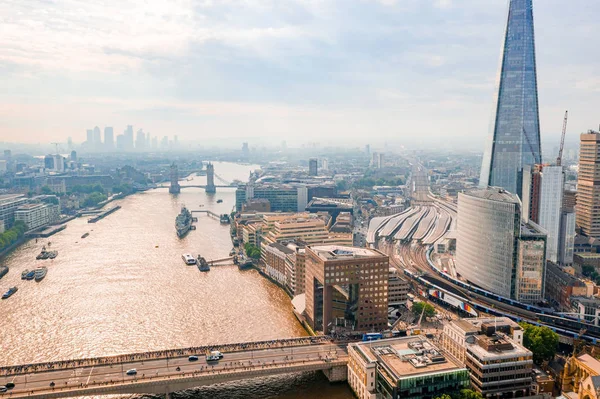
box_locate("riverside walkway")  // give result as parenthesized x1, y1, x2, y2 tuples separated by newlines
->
(0, 337, 348, 399)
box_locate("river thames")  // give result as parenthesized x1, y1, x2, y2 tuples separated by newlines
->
(0, 162, 353, 399)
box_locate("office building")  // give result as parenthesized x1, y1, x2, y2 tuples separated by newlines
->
(388, 268, 409, 306)
(86, 129, 94, 145)
(305, 245, 389, 332)
(124, 125, 134, 151)
(261, 213, 352, 247)
(236, 184, 306, 212)
(309, 158, 318, 176)
(577, 131, 600, 238)
(15, 202, 60, 231)
(104, 127, 114, 150)
(242, 198, 271, 212)
(242, 142, 249, 158)
(559, 208, 576, 265)
(442, 317, 532, 398)
(377, 153, 385, 169)
(44, 155, 54, 170)
(135, 129, 146, 150)
(321, 159, 329, 171)
(538, 165, 564, 263)
(93, 126, 101, 149)
(263, 242, 294, 286)
(521, 164, 541, 223)
(0, 194, 28, 229)
(479, 0, 542, 197)
(348, 336, 470, 399)
(456, 187, 546, 302)
(70, 151, 77, 162)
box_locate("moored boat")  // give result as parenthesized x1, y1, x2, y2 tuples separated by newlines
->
(0, 266, 8, 280)
(197, 256, 210, 272)
(34, 267, 47, 282)
(176, 206, 193, 238)
(2, 286, 18, 299)
(24, 270, 35, 280)
(182, 254, 197, 265)
(21, 269, 29, 279)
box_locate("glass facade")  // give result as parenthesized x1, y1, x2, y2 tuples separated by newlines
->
(456, 189, 520, 298)
(480, 0, 542, 197)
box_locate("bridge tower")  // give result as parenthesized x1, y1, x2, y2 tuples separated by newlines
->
(169, 163, 181, 194)
(205, 162, 216, 193)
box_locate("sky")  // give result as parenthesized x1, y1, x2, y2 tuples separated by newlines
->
(0, 0, 598, 149)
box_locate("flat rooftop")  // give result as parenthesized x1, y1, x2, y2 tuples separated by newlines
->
(461, 187, 519, 204)
(310, 245, 384, 260)
(355, 336, 464, 383)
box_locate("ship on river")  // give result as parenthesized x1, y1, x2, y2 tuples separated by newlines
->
(176, 206, 193, 238)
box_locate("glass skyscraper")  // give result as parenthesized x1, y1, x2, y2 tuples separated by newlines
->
(480, 0, 542, 197)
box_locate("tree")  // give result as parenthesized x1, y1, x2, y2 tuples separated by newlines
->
(41, 185, 53, 195)
(411, 301, 436, 318)
(434, 395, 452, 399)
(519, 322, 559, 364)
(83, 192, 107, 207)
(458, 389, 484, 399)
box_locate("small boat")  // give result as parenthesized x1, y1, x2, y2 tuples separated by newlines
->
(24, 270, 36, 280)
(21, 269, 30, 279)
(0, 266, 8, 280)
(216, 199, 223, 203)
(48, 251, 58, 259)
(197, 256, 210, 272)
(239, 259, 253, 270)
(37, 246, 51, 260)
(34, 267, 47, 282)
(2, 287, 18, 299)
(81, 232, 90, 239)
(182, 254, 197, 265)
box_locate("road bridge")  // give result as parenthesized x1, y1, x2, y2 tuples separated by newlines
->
(0, 337, 348, 399)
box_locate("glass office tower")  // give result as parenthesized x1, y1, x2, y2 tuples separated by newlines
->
(480, 0, 542, 197)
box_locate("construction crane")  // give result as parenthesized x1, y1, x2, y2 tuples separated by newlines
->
(50, 142, 62, 155)
(556, 110, 568, 166)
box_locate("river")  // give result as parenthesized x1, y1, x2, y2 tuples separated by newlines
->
(0, 162, 353, 399)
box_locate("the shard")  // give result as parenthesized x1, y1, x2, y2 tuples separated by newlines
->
(479, 0, 542, 198)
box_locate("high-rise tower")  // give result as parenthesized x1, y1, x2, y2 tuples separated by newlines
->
(480, 0, 542, 197)
(205, 162, 216, 194)
(169, 163, 181, 194)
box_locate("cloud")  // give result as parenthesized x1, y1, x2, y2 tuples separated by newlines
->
(0, 0, 598, 149)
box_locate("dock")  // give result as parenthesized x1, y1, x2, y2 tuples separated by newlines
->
(190, 209, 220, 219)
(26, 224, 67, 238)
(88, 206, 122, 223)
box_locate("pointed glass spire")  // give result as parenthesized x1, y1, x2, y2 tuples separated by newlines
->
(480, 0, 542, 197)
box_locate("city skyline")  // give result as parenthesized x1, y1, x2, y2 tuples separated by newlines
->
(1, 0, 599, 148)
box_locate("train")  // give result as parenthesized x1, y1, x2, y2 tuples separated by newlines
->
(403, 267, 600, 344)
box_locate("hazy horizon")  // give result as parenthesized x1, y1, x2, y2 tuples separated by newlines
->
(1, 0, 598, 148)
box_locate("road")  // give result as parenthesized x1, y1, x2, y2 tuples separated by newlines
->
(0, 344, 347, 398)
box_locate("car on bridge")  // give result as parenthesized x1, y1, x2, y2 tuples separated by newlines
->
(206, 351, 224, 362)
(0, 386, 7, 393)
(126, 369, 137, 375)
(188, 355, 199, 361)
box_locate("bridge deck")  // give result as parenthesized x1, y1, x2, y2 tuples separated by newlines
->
(0, 341, 346, 399)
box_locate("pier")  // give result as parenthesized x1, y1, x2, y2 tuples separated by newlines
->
(25, 224, 67, 238)
(191, 210, 220, 219)
(87, 206, 121, 223)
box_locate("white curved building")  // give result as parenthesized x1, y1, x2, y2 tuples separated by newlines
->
(456, 187, 546, 302)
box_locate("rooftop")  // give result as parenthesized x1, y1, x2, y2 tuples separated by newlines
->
(354, 336, 465, 383)
(310, 245, 385, 261)
(461, 186, 520, 204)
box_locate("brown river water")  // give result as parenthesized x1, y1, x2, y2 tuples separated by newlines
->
(0, 162, 353, 399)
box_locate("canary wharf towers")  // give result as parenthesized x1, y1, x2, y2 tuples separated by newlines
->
(479, 0, 542, 197)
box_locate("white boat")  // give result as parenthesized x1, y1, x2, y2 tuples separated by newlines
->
(182, 254, 197, 265)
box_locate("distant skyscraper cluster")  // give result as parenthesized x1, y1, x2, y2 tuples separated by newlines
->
(82, 125, 178, 152)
